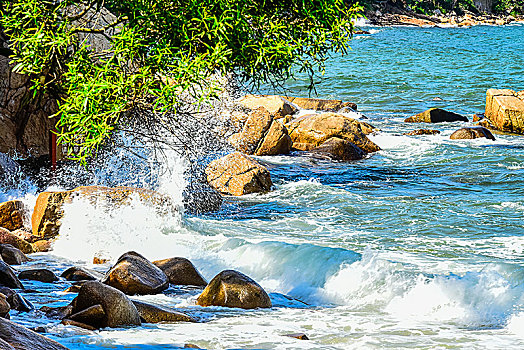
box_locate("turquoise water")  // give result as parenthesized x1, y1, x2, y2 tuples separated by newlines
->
(3, 24, 524, 349)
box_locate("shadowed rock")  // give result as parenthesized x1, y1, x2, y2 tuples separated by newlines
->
(0, 317, 70, 349)
(0, 287, 32, 312)
(0, 245, 29, 265)
(153, 257, 207, 287)
(0, 293, 10, 318)
(404, 108, 468, 123)
(132, 300, 196, 323)
(311, 137, 366, 161)
(19, 269, 58, 283)
(197, 270, 271, 309)
(0, 262, 23, 289)
(61, 267, 101, 282)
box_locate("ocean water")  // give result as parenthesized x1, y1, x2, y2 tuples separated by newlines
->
(3, 24, 524, 349)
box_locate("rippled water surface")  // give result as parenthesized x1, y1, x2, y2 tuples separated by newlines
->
(4, 24, 524, 349)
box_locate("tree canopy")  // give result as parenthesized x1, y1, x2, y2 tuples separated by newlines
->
(0, 0, 361, 162)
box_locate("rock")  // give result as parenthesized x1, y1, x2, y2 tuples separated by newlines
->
(11, 229, 39, 244)
(237, 95, 297, 119)
(284, 333, 309, 340)
(485, 89, 524, 134)
(18, 269, 58, 283)
(403, 129, 441, 136)
(0, 317, 70, 349)
(93, 255, 110, 265)
(196, 270, 272, 309)
(472, 114, 484, 122)
(404, 108, 468, 123)
(0, 228, 33, 254)
(182, 182, 223, 214)
(60, 319, 97, 331)
(450, 127, 496, 140)
(311, 137, 366, 161)
(283, 96, 357, 112)
(0, 287, 32, 312)
(184, 344, 201, 349)
(61, 267, 101, 282)
(68, 304, 105, 326)
(131, 300, 196, 323)
(31, 186, 174, 238)
(228, 108, 291, 156)
(0, 262, 23, 289)
(0, 293, 10, 318)
(286, 113, 380, 153)
(0, 201, 27, 232)
(102, 252, 169, 295)
(205, 153, 273, 196)
(153, 257, 207, 287)
(71, 281, 141, 328)
(0, 245, 29, 265)
(31, 240, 51, 253)
(40, 305, 73, 320)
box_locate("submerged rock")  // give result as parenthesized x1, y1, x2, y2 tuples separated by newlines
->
(132, 300, 196, 323)
(197, 270, 272, 309)
(0, 229, 33, 254)
(485, 89, 524, 134)
(70, 281, 141, 328)
(0, 244, 29, 265)
(205, 152, 273, 196)
(286, 113, 380, 154)
(237, 95, 297, 119)
(450, 127, 495, 140)
(311, 137, 366, 161)
(102, 252, 169, 295)
(0, 201, 27, 232)
(404, 108, 468, 123)
(61, 267, 101, 282)
(403, 129, 441, 136)
(18, 269, 59, 283)
(0, 261, 23, 289)
(0, 317, 69, 349)
(153, 257, 207, 287)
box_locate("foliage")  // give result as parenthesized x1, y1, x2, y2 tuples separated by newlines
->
(355, 0, 523, 15)
(0, 0, 361, 162)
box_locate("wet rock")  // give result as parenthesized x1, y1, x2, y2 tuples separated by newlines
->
(0, 245, 29, 265)
(450, 127, 495, 140)
(0, 317, 70, 349)
(19, 269, 58, 283)
(68, 304, 105, 326)
(311, 137, 366, 161)
(182, 182, 223, 214)
(40, 305, 73, 319)
(102, 252, 169, 295)
(32, 186, 174, 239)
(286, 113, 380, 154)
(237, 95, 297, 119)
(63, 285, 82, 293)
(403, 129, 441, 136)
(485, 89, 524, 134)
(404, 108, 468, 123)
(132, 300, 196, 323)
(196, 270, 272, 309)
(229, 107, 292, 156)
(183, 344, 201, 349)
(153, 257, 207, 287)
(284, 333, 309, 340)
(60, 319, 96, 331)
(0, 201, 27, 231)
(282, 96, 357, 112)
(31, 240, 52, 253)
(0, 261, 23, 289)
(61, 267, 101, 282)
(71, 281, 141, 328)
(205, 152, 273, 196)
(0, 287, 32, 312)
(0, 228, 33, 254)
(0, 293, 10, 318)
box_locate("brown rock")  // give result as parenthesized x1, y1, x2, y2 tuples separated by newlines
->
(205, 153, 273, 196)
(183, 344, 201, 349)
(102, 252, 169, 295)
(196, 270, 271, 309)
(61, 267, 101, 282)
(93, 256, 110, 265)
(284, 333, 309, 340)
(0, 201, 27, 232)
(68, 304, 105, 326)
(0, 293, 10, 318)
(311, 137, 366, 161)
(485, 89, 524, 134)
(40, 305, 73, 320)
(153, 258, 207, 287)
(403, 129, 441, 136)
(0, 229, 33, 254)
(131, 300, 196, 323)
(255, 119, 292, 156)
(286, 113, 380, 153)
(237, 95, 297, 118)
(404, 108, 468, 123)
(450, 127, 496, 141)
(284, 96, 357, 112)
(60, 319, 96, 331)
(19, 269, 58, 283)
(472, 114, 484, 122)
(0, 261, 23, 289)
(72, 281, 141, 328)
(0, 245, 29, 265)
(0, 317, 70, 350)
(31, 240, 51, 253)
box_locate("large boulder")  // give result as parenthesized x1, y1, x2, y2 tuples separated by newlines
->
(0, 201, 27, 232)
(229, 108, 292, 156)
(283, 96, 357, 112)
(0, 262, 23, 289)
(404, 108, 468, 123)
(18, 269, 58, 283)
(102, 252, 169, 295)
(196, 270, 271, 309)
(31, 186, 174, 238)
(311, 137, 366, 161)
(237, 95, 297, 119)
(205, 153, 273, 196)
(286, 113, 380, 153)
(70, 281, 141, 328)
(0, 317, 69, 350)
(485, 89, 524, 134)
(0, 229, 33, 254)
(131, 300, 196, 323)
(450, 127, 496, 140)
(153, 257, 207, 287)
(0, 245, 29, 265)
